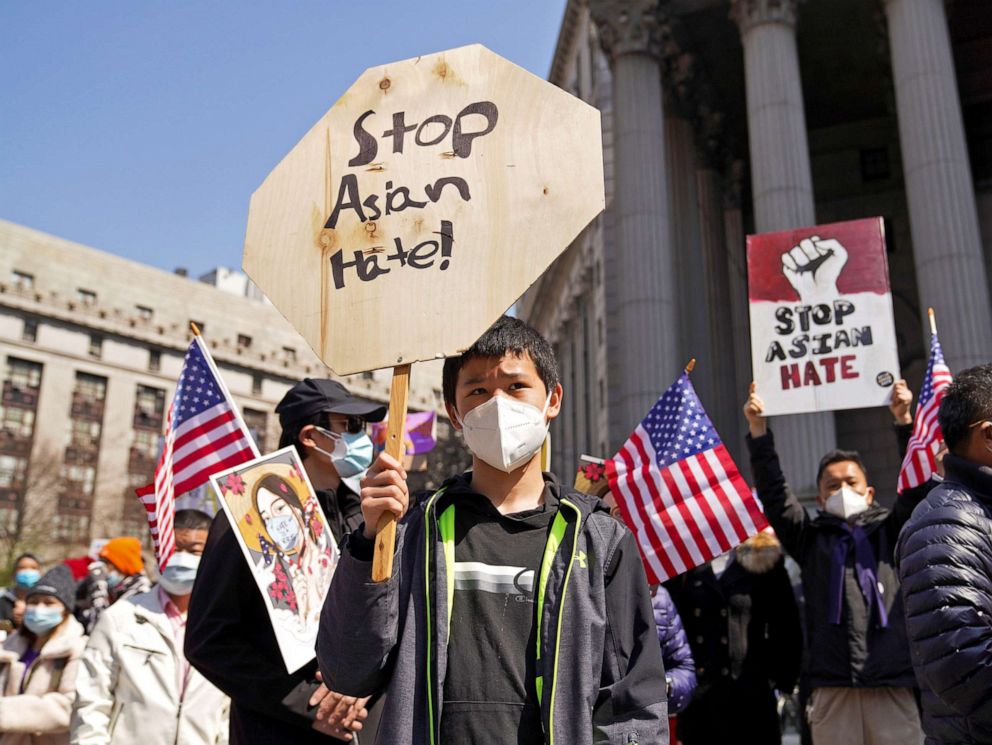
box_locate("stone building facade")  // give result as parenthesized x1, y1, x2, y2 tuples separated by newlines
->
(520, 0, 992, 498)
(0, 219, 447, 559)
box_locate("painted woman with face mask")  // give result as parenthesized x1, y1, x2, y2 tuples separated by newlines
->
(0, 564, 86, 745)
(252, 474, 337, 635)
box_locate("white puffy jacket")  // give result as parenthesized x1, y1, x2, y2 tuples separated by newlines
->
(70, 590, 229, 745)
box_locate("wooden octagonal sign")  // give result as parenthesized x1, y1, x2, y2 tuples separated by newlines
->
(244, 44, 604, 375)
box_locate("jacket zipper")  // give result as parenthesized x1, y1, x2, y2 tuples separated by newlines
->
(425, 491, 581, 745)
(545, 498, 581, 745)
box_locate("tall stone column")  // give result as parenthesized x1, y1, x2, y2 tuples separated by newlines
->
(591, 0, 681, 438)
(884, 0, 992, 370)
(666, 115, 708, 398)
(732, 0, 835, 495)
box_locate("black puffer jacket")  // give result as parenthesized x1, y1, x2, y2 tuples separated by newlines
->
(748, 430, 926, 689)
(896, 454, 992, 744)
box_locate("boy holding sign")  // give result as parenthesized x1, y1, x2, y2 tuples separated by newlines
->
(317, 317, 668, 745)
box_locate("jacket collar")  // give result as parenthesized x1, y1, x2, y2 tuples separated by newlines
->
(425, 471, 606, 521)
(943, 454, 992, 501)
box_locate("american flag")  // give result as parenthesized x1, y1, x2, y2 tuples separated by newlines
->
(898, 331, 953, 493)
(137, 337, 257, 568)
(606, 372, 768, 583)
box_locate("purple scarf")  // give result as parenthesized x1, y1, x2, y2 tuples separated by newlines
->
(828, 523, 889, 628)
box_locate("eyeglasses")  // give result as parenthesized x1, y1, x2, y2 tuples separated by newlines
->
(323, 416, 367, 435)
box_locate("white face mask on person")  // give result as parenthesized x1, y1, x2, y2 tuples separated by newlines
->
(456, 394, 551, 473)
(824, 484, 870, 520)
(157, 551, 201, 596)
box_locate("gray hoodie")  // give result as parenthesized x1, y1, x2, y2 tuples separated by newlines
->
(317, 474, 668, 745)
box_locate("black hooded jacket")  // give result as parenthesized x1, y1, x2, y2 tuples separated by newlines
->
(747, 430, 926, 688)
(896, 454, 992, 744)
(185, 484, 363, 744)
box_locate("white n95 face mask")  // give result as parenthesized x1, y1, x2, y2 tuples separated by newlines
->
(458, 394, 551, 473)
(824, 485, 869, 520)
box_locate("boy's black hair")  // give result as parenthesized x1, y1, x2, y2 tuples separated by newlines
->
(939, 363, 992, 453)
(816, 449, 869, 487)
(442, 316, 559, 406)
(174, 509, 213, 532)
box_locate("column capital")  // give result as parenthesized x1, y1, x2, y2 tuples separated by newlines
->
(730, 0, 800, 33)
(590, 0, 668, 60)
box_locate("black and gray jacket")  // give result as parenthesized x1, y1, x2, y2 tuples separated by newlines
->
(317, 473, 669, 745)
(747, 430, 926, 689)
(896, 454, 992, 744)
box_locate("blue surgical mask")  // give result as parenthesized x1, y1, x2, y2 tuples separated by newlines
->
(14, 569, 40, 589)
(157, 551, 200, 596)
(265, 514, 301, 552)
(24, 604, 64, 635)
(106, 570, 124, 589)
(314, 427, 374, 478)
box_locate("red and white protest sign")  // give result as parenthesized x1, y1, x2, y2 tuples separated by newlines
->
(747, 217, 900, 416)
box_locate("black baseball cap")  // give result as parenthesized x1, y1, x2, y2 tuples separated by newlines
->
(276, 378, 386, 431)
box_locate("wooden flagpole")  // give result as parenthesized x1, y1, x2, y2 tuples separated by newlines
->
(928, 307, 937, 337)
(372, 364, 411, 582)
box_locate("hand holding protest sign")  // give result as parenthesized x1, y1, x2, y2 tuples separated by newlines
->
(243, 44, 604, 579)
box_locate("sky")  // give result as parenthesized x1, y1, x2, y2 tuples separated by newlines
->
(1, 1, 567, 276)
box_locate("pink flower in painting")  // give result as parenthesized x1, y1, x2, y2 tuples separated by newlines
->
(225, 473, 246, 496)
(291, 463, 304, 482)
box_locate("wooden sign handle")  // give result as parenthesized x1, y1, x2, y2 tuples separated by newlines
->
(372, 364, 411, 582)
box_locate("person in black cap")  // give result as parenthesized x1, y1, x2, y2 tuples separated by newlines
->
(0, 564, 87, 744)
(186, 378, 385, 745)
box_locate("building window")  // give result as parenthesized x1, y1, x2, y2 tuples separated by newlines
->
(0, 407, 35, 438)
(238, 334, 252, 349)
(74, 372, 107, 403)
(243, 408, 268, 451)
(88, 334, 103, 358)
(11, 271, 34, 291)
(282, 346, 297, 363)
(860, 147, 891, 182)
(136, 305, 154, 321)
(252, 374, 262, 396)
(0, 455, 27, 488)
(149, 349, 161, 372)
(6, 357, 43, 392)
(134, 385, 166, 429)
(21, 318, 37, 343)
(68, 419, 101, 449)
(77, 288, 97, 306)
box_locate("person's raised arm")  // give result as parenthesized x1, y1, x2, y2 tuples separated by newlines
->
(743, 383, 812, 561)
(318, 451, 409, 698)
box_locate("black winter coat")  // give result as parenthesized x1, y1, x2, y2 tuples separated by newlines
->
(185, 485, 363, 745)
(748, 430, 926, 689)
(896, 454, 992, 744)
(666, 549, 802, 745)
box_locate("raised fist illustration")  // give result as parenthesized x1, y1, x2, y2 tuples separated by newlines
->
(781, 235, 848, 303)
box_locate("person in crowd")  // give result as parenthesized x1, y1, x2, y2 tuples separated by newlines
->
(652, 585, 695, 739)
(77, 538, 151, 634)
(743, 380, 926, 745)
(318, 316, 669, 745)
(186, 378, 387, 744)
(0, 564, 86, 745)
(896, 364, 992, 744)
(665, 529, 802, 745)
(0, 554, 42, 631)
(71, 509, 229, 745)
(603, 489, 695, 727)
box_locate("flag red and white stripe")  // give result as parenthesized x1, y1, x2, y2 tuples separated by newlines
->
(137, 336, 258, 568)
(898, 330, 952, 493)
(606, 372, 767, 583)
